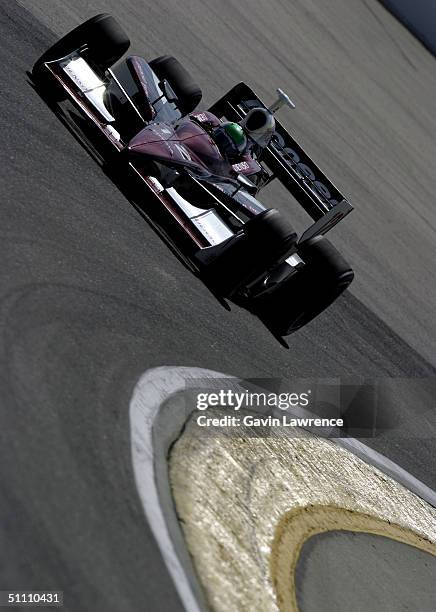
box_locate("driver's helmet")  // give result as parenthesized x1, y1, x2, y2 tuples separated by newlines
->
(239, 107, 276, 147)
(212, 122, 247, 161)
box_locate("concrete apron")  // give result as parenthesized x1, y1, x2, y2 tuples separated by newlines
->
(130, 367, 436, 612)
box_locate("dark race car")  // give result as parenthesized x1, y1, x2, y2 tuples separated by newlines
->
(32, 14, 354, 343)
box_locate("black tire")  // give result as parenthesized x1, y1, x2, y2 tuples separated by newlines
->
(148, 55, 202, 115)
(33, 13, 130, 80)
(253, 236, 354, 335)
(200, 209, 298, 297)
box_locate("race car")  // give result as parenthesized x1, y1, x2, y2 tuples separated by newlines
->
(32, 13, 354, 341)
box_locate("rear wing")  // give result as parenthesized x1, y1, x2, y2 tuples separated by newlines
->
(208, 82, 353, 242)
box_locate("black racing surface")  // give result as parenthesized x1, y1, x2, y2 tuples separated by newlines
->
(0, 2, 435, 611)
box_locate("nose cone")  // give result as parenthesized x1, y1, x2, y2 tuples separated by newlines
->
(127, 124, 175, 159)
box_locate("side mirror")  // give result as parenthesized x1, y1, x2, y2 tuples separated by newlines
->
(237, 174, 257, 190)
(232, 173, 257, 196)
(160, 79, 178, 103)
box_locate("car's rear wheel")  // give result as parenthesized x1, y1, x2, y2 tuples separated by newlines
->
(253, 236, 354, 335)
(32, 13, 130, 90)
(148, 55, 202, 115)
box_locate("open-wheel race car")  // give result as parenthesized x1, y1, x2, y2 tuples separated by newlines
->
(32, 13, 354, 343)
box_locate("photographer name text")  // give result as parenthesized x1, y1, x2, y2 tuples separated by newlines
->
(196, 414, 343, 428)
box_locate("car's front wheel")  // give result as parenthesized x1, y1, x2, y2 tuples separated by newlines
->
(197, 209, 298, 297)
(252, 236, 354, 335)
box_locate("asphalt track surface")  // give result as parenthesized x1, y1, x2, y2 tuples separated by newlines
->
(1, 0, 436, 610)
(296, 531, 435, 611)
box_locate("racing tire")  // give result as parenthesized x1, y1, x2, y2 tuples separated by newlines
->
(148, 55, 202, 115)
(199, 209, 298, 297)
(253, 236, 354, 335)
(32, 13, 130, 93)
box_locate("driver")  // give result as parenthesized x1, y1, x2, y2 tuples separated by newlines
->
(211, 107, 276, 162)
(211, 121, 248, 162)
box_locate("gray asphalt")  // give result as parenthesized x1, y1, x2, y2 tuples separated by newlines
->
(296, 531, 436, 612)
(1, 0, 435, 610)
